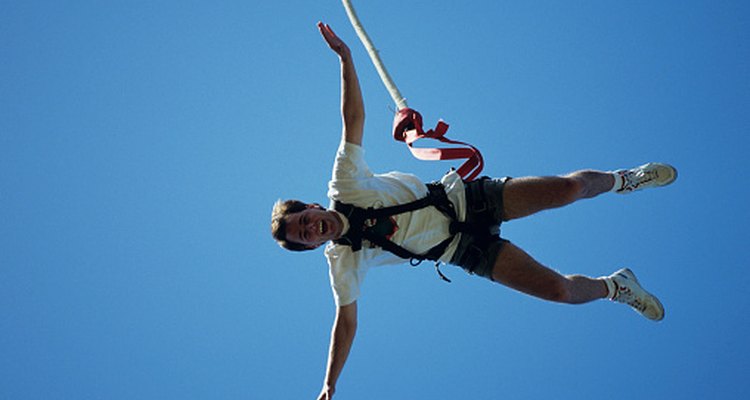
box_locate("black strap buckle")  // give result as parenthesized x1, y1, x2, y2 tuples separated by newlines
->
(435, 262, 452, 283)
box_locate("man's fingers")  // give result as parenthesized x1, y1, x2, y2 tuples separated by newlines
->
(321, 23, 339, 42)
(318, 26, 335, 43)
(316, 21, 348, 59)
(317, 21, 331, 39)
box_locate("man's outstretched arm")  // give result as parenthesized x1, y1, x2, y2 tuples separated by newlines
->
(318, 22, 364, 146)
(318, 301, 358, 400)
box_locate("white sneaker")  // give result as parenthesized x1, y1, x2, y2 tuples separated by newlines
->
(613, 163, 677, 194)
(608, 268, 665, 321)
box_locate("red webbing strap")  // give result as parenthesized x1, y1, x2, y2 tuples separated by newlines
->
(392, 108, 484, 181)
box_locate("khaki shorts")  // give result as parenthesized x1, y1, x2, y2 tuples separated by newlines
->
(449, 177, 511, 280)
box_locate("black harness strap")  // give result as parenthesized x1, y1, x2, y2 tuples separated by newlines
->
(333, 183, 460, 282)
(333, 182, 455, 253)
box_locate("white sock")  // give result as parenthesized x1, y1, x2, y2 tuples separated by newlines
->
(609, 171, 624, 193)
(602, 276, 617, 300)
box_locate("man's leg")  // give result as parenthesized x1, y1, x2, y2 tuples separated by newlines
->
(490, 241, 608, 304)
(489, 242, 665, 319)
(475, 169, 614, 303)
(500, 162, 677, 220)
(502, 170, 615, 221)
(488, 167, 670, 319)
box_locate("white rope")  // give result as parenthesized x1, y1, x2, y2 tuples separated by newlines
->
(341, 0, 408, 110)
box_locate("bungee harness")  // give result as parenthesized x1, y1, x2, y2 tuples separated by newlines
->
(333, 180, 499, 282)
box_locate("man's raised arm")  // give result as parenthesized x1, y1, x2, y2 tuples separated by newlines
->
(318, 22, 364, 146)
(317, 301, 358, 400)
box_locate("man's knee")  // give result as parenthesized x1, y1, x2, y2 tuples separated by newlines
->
(565, 170, 612, 199)
(545, 277, 574, 303)
(557, 176, 586, 205)
(491, 242, 575, 303)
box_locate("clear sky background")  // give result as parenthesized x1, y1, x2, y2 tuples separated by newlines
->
(2, 1, 748, 399)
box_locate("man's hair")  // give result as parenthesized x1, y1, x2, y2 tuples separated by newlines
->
(270, 199, 313, 252)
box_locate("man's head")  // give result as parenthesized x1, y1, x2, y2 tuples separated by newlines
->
(271, 199, 344, 251)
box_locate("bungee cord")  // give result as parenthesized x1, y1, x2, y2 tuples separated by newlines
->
(340, 0, 485, 181)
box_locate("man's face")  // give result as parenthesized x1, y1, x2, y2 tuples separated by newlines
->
(284, 205, 344, 249)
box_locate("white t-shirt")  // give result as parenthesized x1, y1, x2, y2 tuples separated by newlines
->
(325, 141, 466, 306)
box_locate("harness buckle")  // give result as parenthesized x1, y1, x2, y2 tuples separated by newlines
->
(434, 262, 452, 283)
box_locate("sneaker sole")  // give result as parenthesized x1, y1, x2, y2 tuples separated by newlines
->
(646, 162, 678, 187)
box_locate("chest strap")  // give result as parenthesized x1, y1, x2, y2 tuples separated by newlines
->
(333, 183, 457, 282)
(333, 182, 498, 282)
(333, 182, 455, 253)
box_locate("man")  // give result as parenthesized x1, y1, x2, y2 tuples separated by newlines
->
(271, 22, 677, 400)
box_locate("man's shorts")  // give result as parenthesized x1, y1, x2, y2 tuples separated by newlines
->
(449, 177, 511, 280)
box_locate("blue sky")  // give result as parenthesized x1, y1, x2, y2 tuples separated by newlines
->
(1, 1, 748, 399)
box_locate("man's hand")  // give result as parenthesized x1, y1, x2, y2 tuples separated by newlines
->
(317, 384, 335, 400)
(318, 22, 351, 61)
(316, 302, 357, 400)
(316, 21, 364, 145)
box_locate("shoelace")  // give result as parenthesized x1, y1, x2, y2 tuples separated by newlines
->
(614, 282, 647, 312)
(622, 168, 658, 191)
